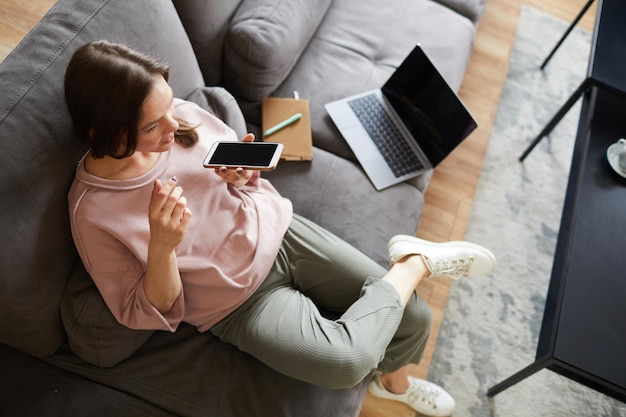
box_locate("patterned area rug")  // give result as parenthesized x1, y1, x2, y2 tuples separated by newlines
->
(429, 6, 626, 417)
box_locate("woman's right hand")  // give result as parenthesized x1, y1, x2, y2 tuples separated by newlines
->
(148, 177, 192, 252)
(144, 177, 191, 313)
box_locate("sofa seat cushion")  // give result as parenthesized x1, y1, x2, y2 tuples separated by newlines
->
(46, 324, 370, 417)
(223, 0, 333, 101)
(0, 343, 175, 417)
(264, 147, 425, 267)
(265, 0, 477, 161)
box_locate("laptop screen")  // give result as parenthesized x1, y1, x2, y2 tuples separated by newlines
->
(382, 46, 477, 166)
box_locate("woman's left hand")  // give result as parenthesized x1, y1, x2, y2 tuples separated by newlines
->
(214, 133, 255, 188)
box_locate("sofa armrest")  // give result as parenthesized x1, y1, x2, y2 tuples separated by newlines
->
(186, 86, 248, 139)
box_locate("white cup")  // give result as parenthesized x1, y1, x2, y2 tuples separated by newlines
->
(618, 138, 626, 171)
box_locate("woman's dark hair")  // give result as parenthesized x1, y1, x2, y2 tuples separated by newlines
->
(64, 40, 197, 159)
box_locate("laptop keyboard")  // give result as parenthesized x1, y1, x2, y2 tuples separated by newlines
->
(348, 94, 423, 177)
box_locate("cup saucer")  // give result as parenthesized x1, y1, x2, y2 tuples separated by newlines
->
(606, 142, 626, 178)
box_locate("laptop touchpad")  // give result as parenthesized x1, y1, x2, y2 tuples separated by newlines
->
(344, 125, 380, 160)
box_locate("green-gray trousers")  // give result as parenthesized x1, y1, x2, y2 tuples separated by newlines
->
(211, 214, 432, 389)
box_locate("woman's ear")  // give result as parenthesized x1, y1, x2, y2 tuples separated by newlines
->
(89, 128, 95, 139)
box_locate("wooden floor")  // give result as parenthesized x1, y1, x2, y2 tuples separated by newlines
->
(0, 0, 597, 415)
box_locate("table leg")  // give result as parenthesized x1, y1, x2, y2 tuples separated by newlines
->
(487, 358, 552, 397)
(519, 78, 592, 162)
(540, 0, 596, 70)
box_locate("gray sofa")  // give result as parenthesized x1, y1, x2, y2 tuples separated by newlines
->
(0, 0, 485, 415)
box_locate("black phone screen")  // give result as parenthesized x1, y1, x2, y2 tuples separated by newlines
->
(207, 142, 279, 167)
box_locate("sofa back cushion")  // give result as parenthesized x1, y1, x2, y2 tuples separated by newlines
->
(223, 0, 333, 102)
(0, 0, 205, 357)
(172, 0, 244, 86)
(434, 0, 487, 23)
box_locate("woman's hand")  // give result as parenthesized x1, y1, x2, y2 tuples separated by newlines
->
(214, 133, 255, 188)
(144, 176, 191, 313)
(148, 177, 192, 252)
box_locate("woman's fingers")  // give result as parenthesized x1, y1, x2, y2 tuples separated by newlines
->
(171, 196, 190, 223)
(150, 177, 178, 212)
(214, 166, 253, 186)
(148, 178, 191, 251)
(241, 133, 255, 142)
(163, 186, 184, 216)
(150, 177, 190, 228)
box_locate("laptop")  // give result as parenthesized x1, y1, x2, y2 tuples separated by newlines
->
(325, 45, 477, 190)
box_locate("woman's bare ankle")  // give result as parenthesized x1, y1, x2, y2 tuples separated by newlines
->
(393, 254, 430, 281)
(380, 372, 409, 394)
(382, 255, 431, 306)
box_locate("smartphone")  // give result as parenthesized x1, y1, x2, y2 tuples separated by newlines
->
(202, 141, 284, 171)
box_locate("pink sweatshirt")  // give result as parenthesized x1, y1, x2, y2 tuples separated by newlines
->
(68, 99, 293, 332)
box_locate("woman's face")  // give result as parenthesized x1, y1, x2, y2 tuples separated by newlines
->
(135, 74, 179, 153)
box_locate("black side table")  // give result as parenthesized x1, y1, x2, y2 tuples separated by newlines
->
(488, 86, 626, 402)
(519, 0, 626, 162)
(489, 0, 626, 402)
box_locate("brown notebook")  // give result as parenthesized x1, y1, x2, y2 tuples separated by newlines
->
(262, 97, 313, 161)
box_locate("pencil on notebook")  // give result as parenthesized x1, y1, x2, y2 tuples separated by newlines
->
(264, 113, 302, 137)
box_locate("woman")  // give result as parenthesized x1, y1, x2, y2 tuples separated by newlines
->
(65, 40, 495, 417)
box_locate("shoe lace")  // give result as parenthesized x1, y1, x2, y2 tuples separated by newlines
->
(406, 379, 440, 410)
(423, 254, 475, 280)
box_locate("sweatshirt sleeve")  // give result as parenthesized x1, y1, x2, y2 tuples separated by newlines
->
(90, 266, 185, 332)
(69, 185, 185, 332)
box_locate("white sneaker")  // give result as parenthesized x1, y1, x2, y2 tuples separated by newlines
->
(388, 235, 495, 280)
(368, 373, 456, 417)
